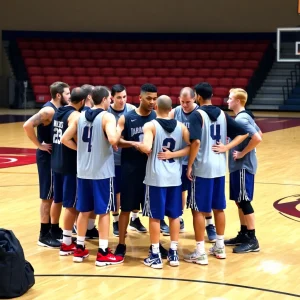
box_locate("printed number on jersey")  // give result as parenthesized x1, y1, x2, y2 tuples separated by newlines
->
(53, 128, 62, 144)
(210, 123, 221, 142)
(82, 126, 93, 152)
(162, 138, 175, 163)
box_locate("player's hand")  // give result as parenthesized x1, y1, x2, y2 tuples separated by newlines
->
(233, 150, 244, 160)
(187, 165, 193, 181)
(39, 143, 52, 154)
(157, 147, 173, 160)
(113, 145, 118, 151)
(212, 141, 227, 153)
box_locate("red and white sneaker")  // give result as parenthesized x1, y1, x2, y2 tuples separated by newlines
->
(59, 242, 76, 256)
(73, 245, 89, 263)
(95, 248, 124, 267)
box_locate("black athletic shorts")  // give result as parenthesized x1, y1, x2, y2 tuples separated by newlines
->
(120, 165, 146, 212)
(36, 149, 53, 200)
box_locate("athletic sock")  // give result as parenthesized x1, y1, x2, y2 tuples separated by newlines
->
(62, 230, 72, 246)
(196, 241, 205, 254)
(205, 216, 213, 226)
(216, 235, 224, 248)
(113, 213, 119, 222)
(241, 225, 247, 233)
(99, 239, 108, 252)
(40, 223, 50, 236)
(77, 236, 85, 247)
(152, 243, 160, 254)
(170, 241, 178, 251)
(131, 212, 139, 221)
(247, 229, 255, 239)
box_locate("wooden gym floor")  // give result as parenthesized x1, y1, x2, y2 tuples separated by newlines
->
(0, 109, 300, 299)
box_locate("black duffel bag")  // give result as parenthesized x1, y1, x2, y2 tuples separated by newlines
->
(0, 229, 35, 298)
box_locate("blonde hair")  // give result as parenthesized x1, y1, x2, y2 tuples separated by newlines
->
(230, 88, 248, 106)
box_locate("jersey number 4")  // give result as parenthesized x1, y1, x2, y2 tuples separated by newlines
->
(162, 138, 175, 163)
(82, 126, 93, 152)
(210, 124, 221, 142)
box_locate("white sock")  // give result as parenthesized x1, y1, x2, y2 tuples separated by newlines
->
(113, 214, 119, 222)
(206, 217, 213, 226)
(180, 216, 183, 222)
(131, 212, 139, 221)
(62, 230, 72, 246)
(99, 239, 108, 251)
(216, 235, 224, 248)
(151, 243, 160, 254)
(77, 236, 85, 247)
(87, 218, 95, 230)
(170, 241, 178, 251)
(196, 241, 205, 254)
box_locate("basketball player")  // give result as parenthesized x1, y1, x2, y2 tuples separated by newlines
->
(140, 95, 190, 268)
(169, 87, 217, 242)
(184, 82, 248, 265)
(115, 83, 169, 259)
(61, 86, 123, 265)
(81, 84, 95, 110)
(23, 82, 70, 248)
(225, 88, 262, 253)
(51, 87, 86, 256)
(108, 84, 135, 236)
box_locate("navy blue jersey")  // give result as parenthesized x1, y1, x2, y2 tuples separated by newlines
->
(51, 106, 77, 174)
(37, 101, 57, 144)
(121, 109, 156, 170)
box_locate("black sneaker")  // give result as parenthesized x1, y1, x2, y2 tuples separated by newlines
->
(224, 231, 248, 246)
(38, 232, 61, 248)
(129, 217, 147, 233)
(86, 226, 99, 239)
(233, 238, 260, 253)
(160, 220, 170, 236)
(113, 221, 119, 237)
(72, 225, 77, 235)
(50, 227, 63, 242)
(148, 243, 168, 259)
(114, 243, 126, 257)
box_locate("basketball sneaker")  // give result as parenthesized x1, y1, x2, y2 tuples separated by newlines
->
(38, 232, 61, 248)
(113, 221, 119, 237)
(233, 237, 260, 253)
(114, 243, 126, 257)
(160, 220, 170, 236)
(144, 251, 163, 269)
(224, 231, 248, 246)
(73, 245, 89, 263)
(180, 218, 185, 233)
(95, 248, 124, 267)
(59, 242, 76, 256)
(86, 226, 99, 239)
(148, 243, 168, 259)
(206, 224, 217, 242)
(167, 249, 180, 267)
(129, 217, 147, 233)
(209, 244, 226, 259)
(183, 250, 208, 265)
(50, 227, 63, 242)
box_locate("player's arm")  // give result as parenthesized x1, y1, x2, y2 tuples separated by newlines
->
(23, 107, 54, 153)
(139, 122, 155, 154)
(168, 108, 175, 119)
(187, 111, 202, 180)
(117, 115, 140, 149)
(67, 111, 81, 143)
(157, 123, 191, 160)
(233, 119, 262, 160)
(104, 112, 121, 146)
(61, 117, 78, 151)
(212, 114, 249, 153)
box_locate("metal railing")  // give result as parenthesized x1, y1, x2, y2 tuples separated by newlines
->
(282, 63, 300, 102)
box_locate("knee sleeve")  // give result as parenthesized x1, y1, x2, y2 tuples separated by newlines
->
(237, 201, 254, 215)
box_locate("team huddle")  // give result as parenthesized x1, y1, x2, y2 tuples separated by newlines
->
(23, 81, 262, 269)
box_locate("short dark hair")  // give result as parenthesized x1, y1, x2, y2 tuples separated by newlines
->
(50, 81, 69, 99)
(81, 84, 94, 99)
(111, 84, 126, 97)
(140, 83, 157, 94)
(194, 82, 213, 100)
(92, 86, 110, 105)
(70, 87, 88, 104)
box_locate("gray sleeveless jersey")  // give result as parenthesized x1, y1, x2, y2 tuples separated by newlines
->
(77, 111, 114, 179)
(193, 110, 227, 178)
(144, 120, 183, 187)
(174, 105, 198, 165)
(108, 103, 134, 165)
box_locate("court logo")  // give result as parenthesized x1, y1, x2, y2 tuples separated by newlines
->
(0, 147, 36, 169)
(273, 195, 300, 221)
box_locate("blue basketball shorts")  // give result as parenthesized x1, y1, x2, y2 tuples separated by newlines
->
(53, 172, 77, 208)
(76, 177, 116, 215)
(187, 176, 226, 212)
(230, 169, 254, 202)
(143, 185, 182, 220)
(181, 164, 190, 192)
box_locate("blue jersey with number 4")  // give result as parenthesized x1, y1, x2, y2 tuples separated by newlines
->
(77, 109, 114, 180)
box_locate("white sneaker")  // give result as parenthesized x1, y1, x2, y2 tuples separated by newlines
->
(183, 250, 208, 265)
(209, 244, 226, 259)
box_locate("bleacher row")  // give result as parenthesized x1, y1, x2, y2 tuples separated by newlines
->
(17, 39, 270, 105)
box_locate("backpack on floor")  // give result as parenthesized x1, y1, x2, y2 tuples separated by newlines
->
(0, 229, 35, 298)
